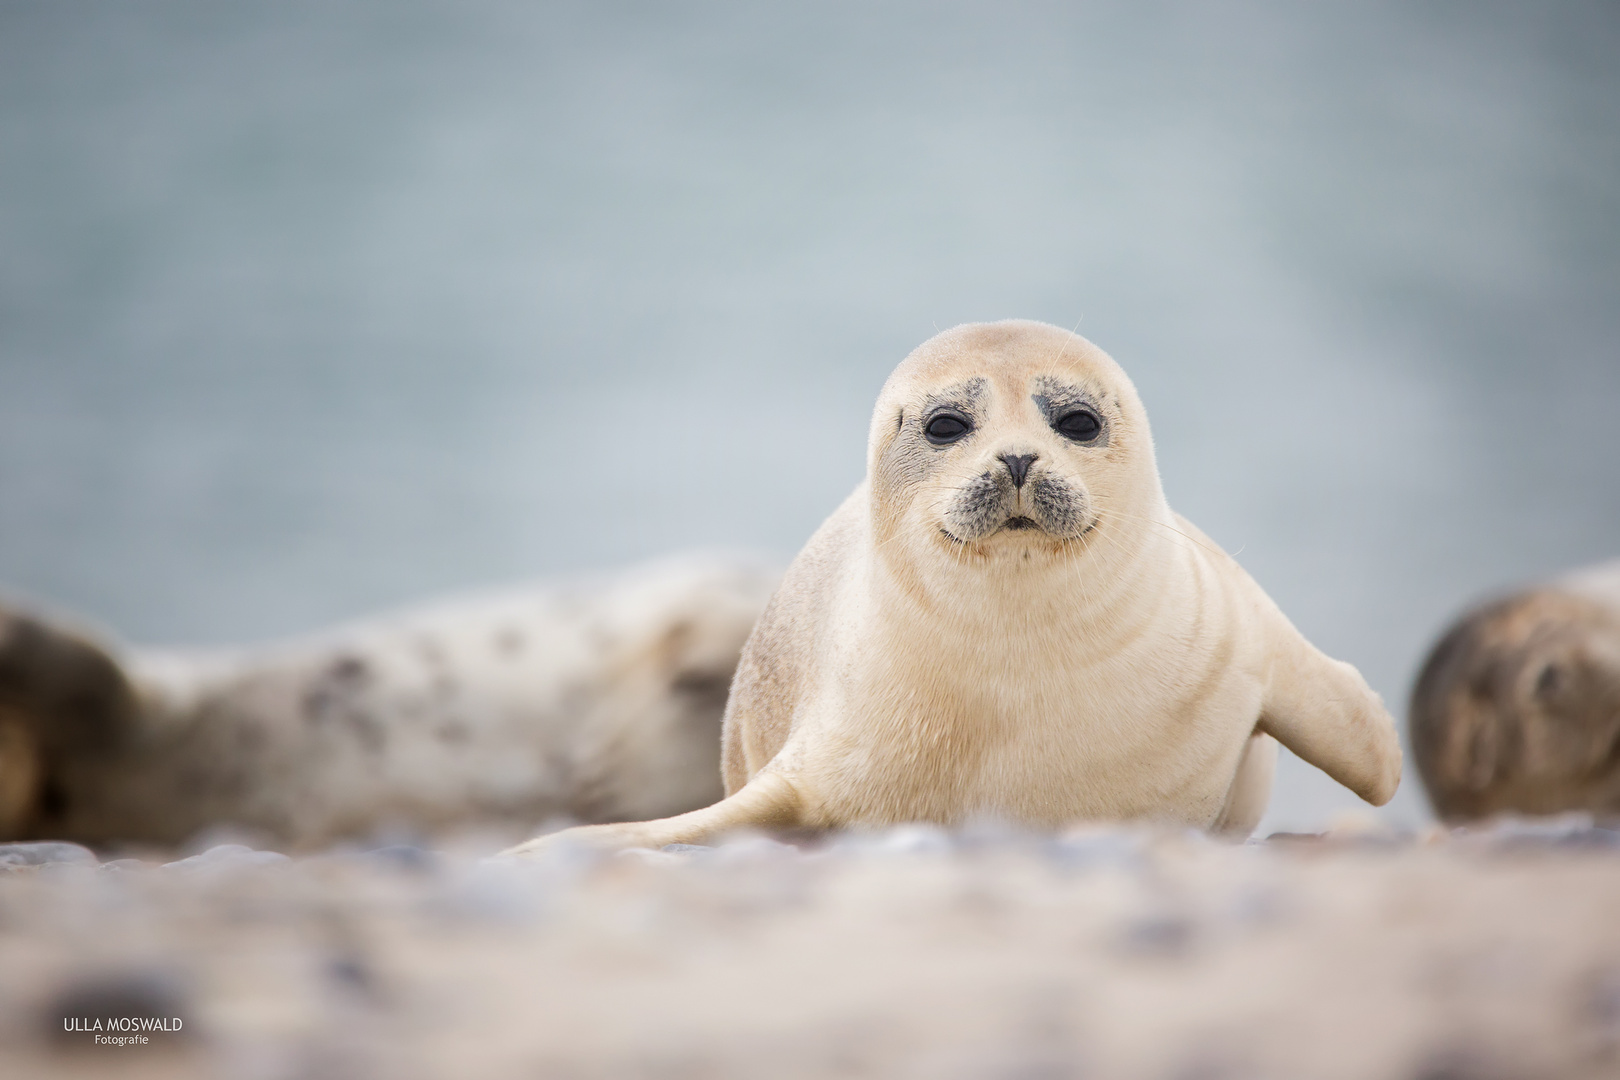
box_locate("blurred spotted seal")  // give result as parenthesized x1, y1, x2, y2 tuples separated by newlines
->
(508, 320, 1403, 855)
(1411, 559, 1620, 821)
(0, 555, 777, 849)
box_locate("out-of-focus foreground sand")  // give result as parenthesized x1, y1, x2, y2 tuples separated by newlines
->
(3, 822, 1619, 1080)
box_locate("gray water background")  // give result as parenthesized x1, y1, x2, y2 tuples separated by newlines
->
(2, 2, 1617, 832)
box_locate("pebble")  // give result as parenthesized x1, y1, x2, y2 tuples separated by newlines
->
(0, 841, 98, 869)
(161, 844, 289, 871)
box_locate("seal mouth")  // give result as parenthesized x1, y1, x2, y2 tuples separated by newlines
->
(1001, 516, 1039, 531)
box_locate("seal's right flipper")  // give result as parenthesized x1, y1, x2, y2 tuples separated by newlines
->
(502, 770, 806, 857)
(1256, 611, 1402, 807)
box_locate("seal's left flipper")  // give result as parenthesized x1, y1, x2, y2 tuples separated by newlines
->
(1256, 610, 1402, 806)
(502, 769, 806, 857)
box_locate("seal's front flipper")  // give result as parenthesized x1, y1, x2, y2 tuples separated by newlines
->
(502, 770, 805, 857)
(1257, 615, 1402, 807)
(1211, 731, 1278, 837)
(0, 605, 139, 837)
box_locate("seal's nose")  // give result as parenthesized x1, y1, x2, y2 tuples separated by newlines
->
(999, 453, 1037, 489)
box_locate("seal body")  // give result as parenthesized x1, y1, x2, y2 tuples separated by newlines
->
(1411, 559, 1620, 821)
(0, 555, 777, 848)
(508, 321, 1401, 855)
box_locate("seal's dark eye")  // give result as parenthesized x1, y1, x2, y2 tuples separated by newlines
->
(924, 413, 972, 445)
(1055, 409, 1101, 442)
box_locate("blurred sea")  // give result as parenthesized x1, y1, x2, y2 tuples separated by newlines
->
(1, 1, 1616, 831)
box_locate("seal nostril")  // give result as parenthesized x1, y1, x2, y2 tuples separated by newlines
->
(1000, 453, 1037, 488)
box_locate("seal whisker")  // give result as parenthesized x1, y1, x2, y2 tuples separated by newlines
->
(1083, 495, 1231, 560)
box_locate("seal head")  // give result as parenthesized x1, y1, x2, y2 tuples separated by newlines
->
(868, 321, 1167, 595)
(1411, 585, 1620, 820)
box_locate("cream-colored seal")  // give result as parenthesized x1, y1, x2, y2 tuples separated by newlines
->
(508, 320, 1401, 855)
(1410, 558, 1620, 821)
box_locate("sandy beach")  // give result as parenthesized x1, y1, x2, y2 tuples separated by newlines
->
(4, 820, 1618, 1079)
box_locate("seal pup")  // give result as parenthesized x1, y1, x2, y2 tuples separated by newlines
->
(506, 320, 1401, 855)
(1411, 558, 1620, 821)
(0, 554, 777, 849)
